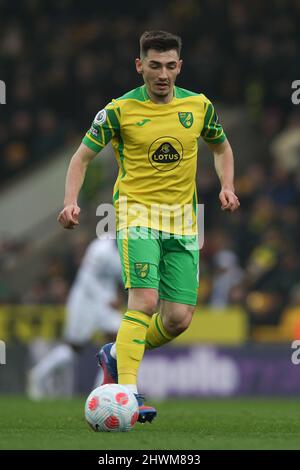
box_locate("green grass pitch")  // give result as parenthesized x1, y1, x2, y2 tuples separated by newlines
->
(0, 397, 300, 450)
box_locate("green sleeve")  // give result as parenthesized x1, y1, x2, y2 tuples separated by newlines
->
(201, 102, 226, 144)
(82, 101, 121, 152)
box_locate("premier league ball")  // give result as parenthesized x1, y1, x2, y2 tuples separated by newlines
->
(85, 384, 139, 432)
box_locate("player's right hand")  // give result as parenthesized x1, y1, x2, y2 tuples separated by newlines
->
(57, 204, 81, 229)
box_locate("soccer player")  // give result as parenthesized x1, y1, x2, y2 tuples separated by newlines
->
(27, 237, 122, 399)
(57, 31, 240, 422)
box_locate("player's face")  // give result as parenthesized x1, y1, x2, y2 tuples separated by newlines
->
(135, 49, 182, 103)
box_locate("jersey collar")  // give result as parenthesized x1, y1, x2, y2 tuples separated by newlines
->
(142, 84, 177, 104)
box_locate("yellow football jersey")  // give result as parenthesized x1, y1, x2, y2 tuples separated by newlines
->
(82, 85, 226, 235)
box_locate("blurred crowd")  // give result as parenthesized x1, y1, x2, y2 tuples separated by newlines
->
(197, 161, 300, 328)
(1, 0, 300, 333)
(1, 0, 299, 180)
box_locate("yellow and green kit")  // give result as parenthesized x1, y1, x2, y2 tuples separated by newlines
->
(82, 85, 226, 305)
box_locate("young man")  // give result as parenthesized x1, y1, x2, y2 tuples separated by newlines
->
(58, 31, 240, 423)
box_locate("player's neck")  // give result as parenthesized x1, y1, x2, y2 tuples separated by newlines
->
(146, 86, 175, 104)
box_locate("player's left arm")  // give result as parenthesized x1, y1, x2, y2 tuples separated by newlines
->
(207, 138, 240, 212)
(200, 97, 240, 212)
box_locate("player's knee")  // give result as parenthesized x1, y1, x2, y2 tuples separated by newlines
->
(138, 298, 158, 316)
(164, 308, 194, 335)
(170, 318, 191, 335)
(181, 314, 193, 332)
(128, 289, 158, 316)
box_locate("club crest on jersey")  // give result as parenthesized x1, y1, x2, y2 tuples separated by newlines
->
(178, 112, 193, 128)
(134, 263, 149, 279)
(94, 109, 107, 126)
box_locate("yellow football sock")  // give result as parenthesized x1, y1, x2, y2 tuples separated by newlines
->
(116, 310, 151, 385)
(145, 312, 175, 349)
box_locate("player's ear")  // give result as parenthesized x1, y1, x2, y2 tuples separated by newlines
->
(177, 59, 183, 75)
(135, 58, 143, 74)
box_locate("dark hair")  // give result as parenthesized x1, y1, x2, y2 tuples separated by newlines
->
(139, 30, 182, 58)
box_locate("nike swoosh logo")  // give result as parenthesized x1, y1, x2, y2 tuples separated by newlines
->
(135, 119, 151, 126)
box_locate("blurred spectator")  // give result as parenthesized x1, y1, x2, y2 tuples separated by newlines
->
(271, 111, 300, 172)
(45, 277, 69, 304)
(210, 249, 244, 308)
(289, 285, 300, 308)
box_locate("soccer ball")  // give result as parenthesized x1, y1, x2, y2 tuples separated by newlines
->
(84, 384, 139, 432)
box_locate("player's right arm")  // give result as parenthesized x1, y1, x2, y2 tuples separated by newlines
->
(57, 143, 97, 229)
(58, 103, 120, 229)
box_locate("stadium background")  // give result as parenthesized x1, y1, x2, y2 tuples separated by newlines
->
(0, 0, 300, 404)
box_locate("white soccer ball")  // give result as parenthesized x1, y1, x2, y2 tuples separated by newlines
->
(85, 384, 139, 432)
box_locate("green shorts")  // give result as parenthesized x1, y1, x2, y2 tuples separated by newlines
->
(117, 227, 199, 306)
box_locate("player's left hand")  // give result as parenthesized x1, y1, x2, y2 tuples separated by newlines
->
(219, 188, 240, 212)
